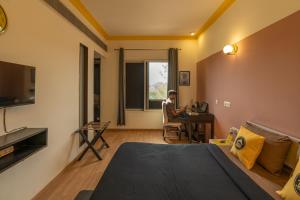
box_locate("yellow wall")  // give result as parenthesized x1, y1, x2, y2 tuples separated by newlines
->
(0, 0, 105, 199)
(102, 40, 198, 129)
(197, 0, 300, 61)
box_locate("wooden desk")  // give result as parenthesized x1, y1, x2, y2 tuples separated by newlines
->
(186, 113, 214, 143)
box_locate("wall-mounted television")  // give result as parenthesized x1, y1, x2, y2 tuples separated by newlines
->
(0, 61, 36, 108)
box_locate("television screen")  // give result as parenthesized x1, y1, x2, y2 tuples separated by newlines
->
(0, 61, 36, 107)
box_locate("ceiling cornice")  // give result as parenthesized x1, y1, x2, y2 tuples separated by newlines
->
(69, 0, 236, 41)
(108, 35, 197, 41)
(69, 0, 109, 39)
(195, 0, 236, 37)
(44, 0, 107, 50)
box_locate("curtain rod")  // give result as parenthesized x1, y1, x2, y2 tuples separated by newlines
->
(114, 48, 182, 51)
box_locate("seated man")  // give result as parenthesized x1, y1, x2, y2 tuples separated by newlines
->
(165, 90, 189, 122)
(165, 90, 202, 142)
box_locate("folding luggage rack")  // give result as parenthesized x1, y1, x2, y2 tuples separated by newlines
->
(77, 121, 110, 161)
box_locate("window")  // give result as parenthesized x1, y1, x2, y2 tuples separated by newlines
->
(147, 61, 168, 109)
(125, 61, 168, 110)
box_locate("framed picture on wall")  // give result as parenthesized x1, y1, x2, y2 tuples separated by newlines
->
(179, 71, 190, 86)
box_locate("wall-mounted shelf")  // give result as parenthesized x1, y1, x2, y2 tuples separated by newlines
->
(0, 128, 48, 173)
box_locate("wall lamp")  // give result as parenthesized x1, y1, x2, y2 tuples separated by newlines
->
(223, 44, 238, 55)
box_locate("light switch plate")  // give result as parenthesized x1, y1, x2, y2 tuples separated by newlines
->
(224, 101, 231, 108)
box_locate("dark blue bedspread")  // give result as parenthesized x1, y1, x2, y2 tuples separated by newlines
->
(90, 143, 273, 200)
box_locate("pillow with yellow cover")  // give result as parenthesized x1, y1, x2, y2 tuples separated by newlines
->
(277, 158, 300, 200)
(231, 126, 265, 169)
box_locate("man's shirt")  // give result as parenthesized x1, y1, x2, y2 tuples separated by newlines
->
(165, 98, 178, 122)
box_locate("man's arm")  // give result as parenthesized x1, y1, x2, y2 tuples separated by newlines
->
(170, 106, 186, 117)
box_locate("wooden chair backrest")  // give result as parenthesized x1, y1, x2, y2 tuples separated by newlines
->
(162, 101, 168, 125)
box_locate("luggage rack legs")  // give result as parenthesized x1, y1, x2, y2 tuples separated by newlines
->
(77, 121, 110, 161)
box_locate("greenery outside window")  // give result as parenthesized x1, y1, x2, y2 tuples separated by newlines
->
(146, 61, 168, 109)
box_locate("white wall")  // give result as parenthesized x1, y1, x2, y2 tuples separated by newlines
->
(101, 40, 198, 129)
(0, 0, 106, 199)
(197, 0, 300, 61)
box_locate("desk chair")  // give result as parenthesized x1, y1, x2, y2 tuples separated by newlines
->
(162, 101, 183, 141)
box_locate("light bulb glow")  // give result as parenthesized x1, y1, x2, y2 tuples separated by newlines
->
(223, 44, 238, 55)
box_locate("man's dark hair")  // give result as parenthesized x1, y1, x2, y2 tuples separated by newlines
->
(168, 90, 177, 96)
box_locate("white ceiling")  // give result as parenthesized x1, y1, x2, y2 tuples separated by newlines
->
(81, 0, 223, 36)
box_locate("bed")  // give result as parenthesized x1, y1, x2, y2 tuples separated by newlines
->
(76, 121, 298, 200)
(89, 143, 274, 200)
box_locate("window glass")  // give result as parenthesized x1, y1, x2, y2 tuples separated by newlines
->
(148, 62, 168, 100)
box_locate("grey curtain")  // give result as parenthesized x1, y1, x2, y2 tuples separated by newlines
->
(168, 48, 179, 106)
(117, 48, 126, 125)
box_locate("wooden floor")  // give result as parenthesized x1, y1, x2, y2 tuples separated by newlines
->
(33, 130, 189, 200)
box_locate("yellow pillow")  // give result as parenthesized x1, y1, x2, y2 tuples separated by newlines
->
(231, 126, 265, 169)
(277, 158, 300, 200)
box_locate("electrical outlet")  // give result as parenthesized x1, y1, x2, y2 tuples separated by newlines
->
(224, 101, 231, 108)
(215, 99, 218, 105)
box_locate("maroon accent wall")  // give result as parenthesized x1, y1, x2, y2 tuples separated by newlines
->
(197, 11, 300, 139)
